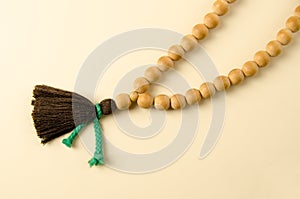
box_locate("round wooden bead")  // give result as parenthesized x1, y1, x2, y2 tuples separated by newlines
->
(157, 56, 174, 71)
(115, 93, 131, 110)
(242, 61, 259, 77)
(154, 95, 170, 110)
(133, 77, 150, 93)
(228, 69, 244, 85)
(137, 93, 153, 109)
(204, 13, 220, 29)
(213, 0, 229, 16)
(185, 88, 201, 105)
(277, 28, 293, 45)
(253, 50, 270, 67)
(144, 66, 162, 82)
(286, 16, 300, 32)
(180, 34, 198, 52)
(171, 94, 187, 109)
(213, 76, 231, 91)
(199, 82, 216, 98)
(295, 5, 300, 18)
(266, 40, 282, 57)
(226, 0, 236, 3)
(168, 45, 185, 61)
(192, 24, 209, 40)
(130, 91, 138, 102)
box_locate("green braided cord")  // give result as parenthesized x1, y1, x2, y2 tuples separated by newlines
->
(62, 123, 86, 148)
(88, 108, 104, 167)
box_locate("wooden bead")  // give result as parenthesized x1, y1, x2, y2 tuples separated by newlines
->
(213, 76, 231, 91)
(192, 24, 209, 40)
(213, 0, 229, 16)
(115, 93, 131, 110)
(277, 28, 293, 45)
(133, 77, 150, 93)
(295, 5, 300, 18)
(168, 45, 185, 61)
(157, 56, 174, 71)
(253, 50, 270, 67)
(286, 16, 300, 33)
(180, 34, 198, 52)
(226, 0, 236, 3)
(144, 66, 162, 82)
(171, 94, 187, 109)
(154, 95, 170, 110)
(242, 61, 259, 77)
(228, 69, 244, 85)
(266, 40, 282, 57)
(137, 93, 153, 109)
(199, 82, 216, 98)
(130, 91, 138, 102)
(204, 13, 220, 29)
(185, 89, 201, 105)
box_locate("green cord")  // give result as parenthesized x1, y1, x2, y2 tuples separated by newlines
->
(88, 117, 104, 167)
(62, 123, 86, 148)
(62, 103, 105, 167)
(88, 104, 104, 167)
(95, 103, 102, 119)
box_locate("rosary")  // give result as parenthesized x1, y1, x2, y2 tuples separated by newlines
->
(32, 0, 300, 167)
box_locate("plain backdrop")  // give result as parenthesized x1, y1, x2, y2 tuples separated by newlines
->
(1, 0, 300, 198)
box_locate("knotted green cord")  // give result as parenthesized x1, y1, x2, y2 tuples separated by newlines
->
(62, 103, 104, 167)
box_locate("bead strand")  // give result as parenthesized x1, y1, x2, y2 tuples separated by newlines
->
(131, 0, 237, 96)
(111, 4, 299, 112)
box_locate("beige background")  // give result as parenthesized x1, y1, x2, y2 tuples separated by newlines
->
(1, 0, 300, 198)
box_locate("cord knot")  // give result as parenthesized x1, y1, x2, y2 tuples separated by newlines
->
(95, 103, 102, 120)
(88, 153, 104, 167)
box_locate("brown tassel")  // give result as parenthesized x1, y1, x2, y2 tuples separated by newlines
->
(31, 85, 117, 144)
(32, 85, 96, 144)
